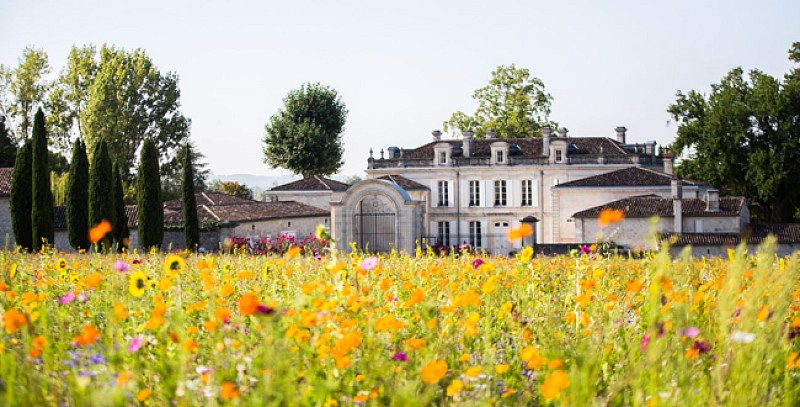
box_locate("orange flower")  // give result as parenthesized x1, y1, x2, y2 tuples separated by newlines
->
(756, 306, 769, 322)
(73, 324, 101, 346)
(116, 371, 133, 388)
(285, 246, 301, 259)
(598, 209, 624, 228)
(421, 360, 448, 384)
(2, 308, 28, 333)
(136, 389, 152, 401)
(220, 382, 239, 400)
(507, 223, 533, 242)
(88, 220, 112, 243)
(540, 370, 570, 400)
(83, 272, 102, 290)
(215, 307, 232, 324)
(239, 292, 262, 316)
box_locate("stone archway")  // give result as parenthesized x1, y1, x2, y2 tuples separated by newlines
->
(331, 179, 424, 253)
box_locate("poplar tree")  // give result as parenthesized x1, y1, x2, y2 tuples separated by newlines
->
(88, 140, 113, 250)
(112, 161, 129, 252)
(182, 143, 200, 251)
(31, 108, 54, 251)
(137, 138, 162, 250)
(67, 139, 90, 251)
(9, 140, 32, 251)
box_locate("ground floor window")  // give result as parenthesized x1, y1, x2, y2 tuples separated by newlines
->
(437, 221, 450, 246)
(469, 221, 482, 248)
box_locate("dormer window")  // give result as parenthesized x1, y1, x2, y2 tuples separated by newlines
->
(555, 149, 563, 163)
(496, 150, 504, 164)
(490, 141, 509, 165)
(439, 151, 447, 165)
(433, 143, 452, 166)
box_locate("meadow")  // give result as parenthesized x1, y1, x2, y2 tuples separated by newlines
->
(1, 237, 799, 406)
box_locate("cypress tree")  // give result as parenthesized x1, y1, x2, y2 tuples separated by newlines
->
(182, 143, 200, 251)
(67, 139, 90, 251)
(112, 161, 129, 252)
(88, 140, 114, 251)
(9, 140, 32, 251)
(31, 108, 54, 251)
(0, 117, 17, 167)
(137, 138, 163, 250)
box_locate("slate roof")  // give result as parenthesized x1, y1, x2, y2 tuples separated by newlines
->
(163, 200, 328, 225)
(377, 175, 429, 191)
(0, 168, 11, 197)
(555, 167, 704, 188)
(54, 205, 139, 230)
(270, 176, 351, 192)
(661, 224, 800, 246)
(572, 195, 746, 218)
(164, 192, 252, 210)
(400, 137, 630, 160)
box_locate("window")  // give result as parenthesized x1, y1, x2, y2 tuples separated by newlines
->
(555, 149, 563, 163)
(437, 181, 449, 207)
(496, 150, 504, 164)
(494, 180, 507, 206)
(521, 179, 533, 206)
(469, 221, 482, 248)
(438, 151, 447, 165)
(469, 180, 480, 206)
(695, 220, 704, 233)
(437, 222, 451, 246)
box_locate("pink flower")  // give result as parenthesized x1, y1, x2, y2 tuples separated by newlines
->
(682, 326, 700, 338)
(361, 257, 379, 271)
(392, 351, 408, 362)
(113, 260, 129, 273)
(472, 258, 485, 270)
(59, 291, 76, 304)
(640, 334, 650, 352)
(128, 335, 144, 353)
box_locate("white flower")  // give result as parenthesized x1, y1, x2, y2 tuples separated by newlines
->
(730, 331, 756, 343)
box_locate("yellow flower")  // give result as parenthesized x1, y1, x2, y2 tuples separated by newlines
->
(164, 255, 185, 277)
(56, 258, 68, 272)
(421, 360, 448, 384)
(495, 364, 510, 374)
(446, 379, 463, 397)
(129, 272, 148, 297)
(465, 366, 482, 377)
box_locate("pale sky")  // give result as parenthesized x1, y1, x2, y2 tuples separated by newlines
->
(1, 0, 798, 178)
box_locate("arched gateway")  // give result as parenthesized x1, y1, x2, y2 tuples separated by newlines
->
(331, 179, 424, 253)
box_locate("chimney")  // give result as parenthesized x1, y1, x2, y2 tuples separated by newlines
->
(462, 130, 473, 158)
(432, 130, 442, 142)
(486, 129, 496, 139)
(615, 126, 627, 144)
(663, 153, 674, 175)
(542, 126, 552, 157)
(672, 178, 683, 234)
(387, 146, 399, 159)
(557, 127, 568, 138)
(705, 189, 719, 212)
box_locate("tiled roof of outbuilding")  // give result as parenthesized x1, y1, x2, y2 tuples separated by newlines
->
(270, 176, 350, 192)
(661, 224, 800, 246)
(572, 195, 746, 218)
(555, 167, 704, 188)
(377, 175, 429, 191)
(54, 205, 139, 230)
(0, 168, 11, 197)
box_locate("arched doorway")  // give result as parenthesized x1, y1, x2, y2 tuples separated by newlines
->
(354, 194, 396, 252)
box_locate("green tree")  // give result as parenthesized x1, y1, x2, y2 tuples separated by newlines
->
(444, 64, 555, 139)
(67, 139, 89, 251)
(669, 42, 800, 222)
(162, 140, 210, 200)
(50, 45, 191, 180)
(9, 139, 32, 251)
(263, 83, 347, 177)
(182, 144, 200, 251)
(31, 108, 54, 251)
(0, 47, 51, 142)
(211, 180, 253, 200)
(50, 171, 68, 206)
(138, 138, 163, 250)
(89, 140, 114, 250)
(0, 116, 17, 167)
(112, 161, 129, 252)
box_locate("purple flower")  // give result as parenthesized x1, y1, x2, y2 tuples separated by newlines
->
(113, 260, 129, 273)
(257, 305, 275, 315)
(89, 353, 106, 364)
(693, 340, 712, 354)
(59, 291, 76, 304)
(682, 326, 700, 338)
(361, 257, 379, 271)
(128, 336, 144, 353)
(580, 244, 591, 255)
(472, 258, 485, 270)
(392, 352, 408, 362)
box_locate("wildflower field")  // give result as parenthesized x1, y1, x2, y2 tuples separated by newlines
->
(1, 240, 800, 406)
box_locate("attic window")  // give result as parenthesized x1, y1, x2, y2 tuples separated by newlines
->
(496, 150, 504, 164)
(439, 151, 447, 165)
(555, 149, 563, 163)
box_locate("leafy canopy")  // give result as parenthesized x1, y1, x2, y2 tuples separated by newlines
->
(444, 64, 555, 139)
(669, 42, 800, 222)
(263, 83, 347, 177)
